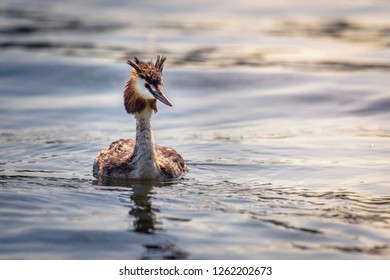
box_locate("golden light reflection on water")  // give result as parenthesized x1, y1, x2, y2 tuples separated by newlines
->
(1, 0, 389, 70)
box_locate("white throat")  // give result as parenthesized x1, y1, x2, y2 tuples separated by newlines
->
(136, 78, 155, 100)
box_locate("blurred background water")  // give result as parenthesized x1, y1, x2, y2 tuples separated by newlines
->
(0, 0, 390, 259)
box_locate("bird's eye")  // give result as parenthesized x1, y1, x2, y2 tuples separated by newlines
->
(144, 83, 150, 89)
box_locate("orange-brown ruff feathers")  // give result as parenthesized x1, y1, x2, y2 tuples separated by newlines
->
(93, 55, 187, 179)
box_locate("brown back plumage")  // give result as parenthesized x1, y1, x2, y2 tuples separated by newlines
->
(93, 139, 187, 179)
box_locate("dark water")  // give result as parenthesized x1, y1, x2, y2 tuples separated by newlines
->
(1, 0, 390, 259)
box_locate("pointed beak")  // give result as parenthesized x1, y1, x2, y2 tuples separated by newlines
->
(151, 85, 172, 107)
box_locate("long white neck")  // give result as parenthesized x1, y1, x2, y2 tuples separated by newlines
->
(131, 108, 160, 178)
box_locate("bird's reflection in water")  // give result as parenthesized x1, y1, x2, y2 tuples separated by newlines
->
(94, 177, 188, 259)
(128, 183, 156, 234)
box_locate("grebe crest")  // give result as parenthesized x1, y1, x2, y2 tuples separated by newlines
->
(93, 55, 187, 180)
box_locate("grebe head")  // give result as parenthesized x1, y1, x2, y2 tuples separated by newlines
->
(126, 55, 172, 107)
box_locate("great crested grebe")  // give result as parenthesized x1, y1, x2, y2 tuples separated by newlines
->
(93, 55, 187, 179)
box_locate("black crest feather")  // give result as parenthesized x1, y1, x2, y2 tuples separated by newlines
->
(155, 55, 167, 72)
(126, 57, 140, 72)
(127, 55, 167, 74)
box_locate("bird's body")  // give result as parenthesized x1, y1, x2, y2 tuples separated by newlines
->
(93, 56, 187, 180)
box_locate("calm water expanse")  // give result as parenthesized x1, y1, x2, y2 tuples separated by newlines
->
(1, 0, 390, 259)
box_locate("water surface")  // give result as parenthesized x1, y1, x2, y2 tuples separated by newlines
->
(0, 0, 390, 259)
